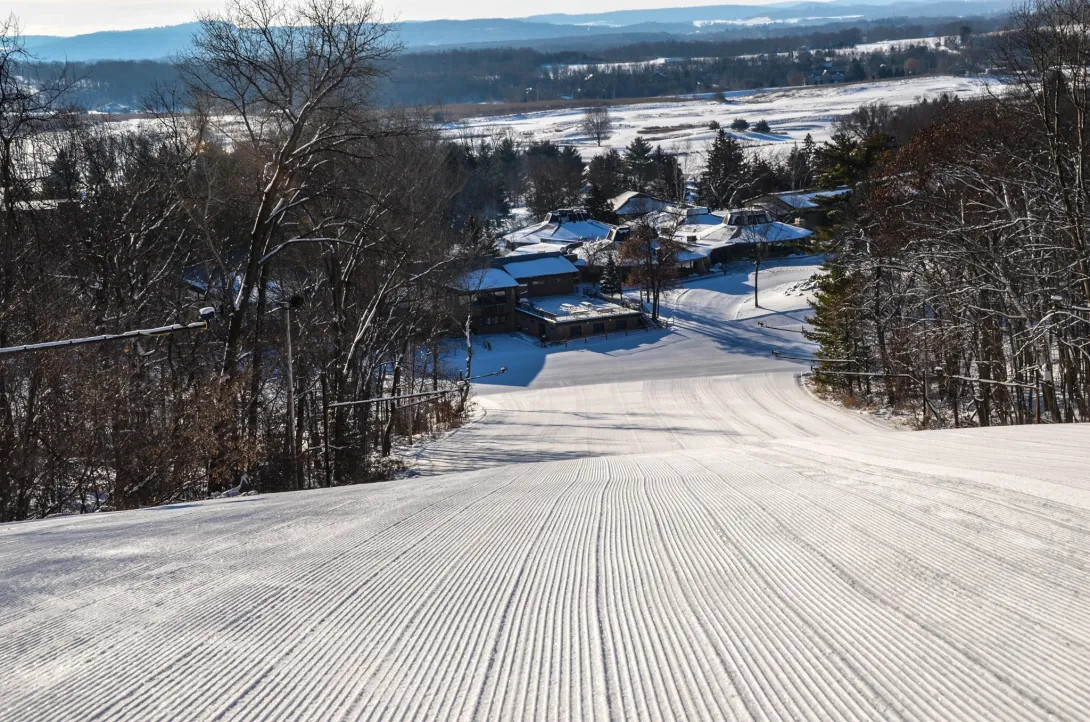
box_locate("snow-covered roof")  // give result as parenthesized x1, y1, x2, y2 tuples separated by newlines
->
(499, 255, 580, 280)
(647, 205, 725, 236)
(761, 187, 852, 210)
(519, 294, 637, 322)
(507, 242, 578, 256)
(610, 191, 668, 216)
(503, 212, 615, 247)
(453, 267, 520, 292)
(672, 220, 812, 259)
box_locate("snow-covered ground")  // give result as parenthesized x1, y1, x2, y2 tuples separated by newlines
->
(451, 75, 1001, 160)
(3, 257, 1089, 721)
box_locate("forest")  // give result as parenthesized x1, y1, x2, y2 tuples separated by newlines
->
(807, 0, 1090, 428)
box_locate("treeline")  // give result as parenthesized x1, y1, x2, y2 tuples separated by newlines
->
(0, 4, 500, 522)
(21, 16, 1004, 111)
(808, 0, 1090, 428)
(386, 19, 998, 105)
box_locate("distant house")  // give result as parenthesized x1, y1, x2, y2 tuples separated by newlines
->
(806, 69, 846, 85)
(449, 267, 521, 333)
(747, 186, 851, 229)
(670, 207, 813, 272)
(502, 208, 614, 253)
(94, 102, 132, 114)
(609, 191, 669, 219)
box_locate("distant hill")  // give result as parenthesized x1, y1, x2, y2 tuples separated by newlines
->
(19, 0, 1009, 62)
(22, 24, 202, 62)
(523, 1, 1010, 26)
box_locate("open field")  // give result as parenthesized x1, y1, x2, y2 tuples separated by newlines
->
(2, 258, 1088, 721)
(449, 75, 1002, 159)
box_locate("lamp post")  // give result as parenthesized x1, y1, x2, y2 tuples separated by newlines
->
(278, 295, 305, 492)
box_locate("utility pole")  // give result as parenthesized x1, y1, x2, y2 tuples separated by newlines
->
(277, 295, 304, 491)
(922, 364, 930, 427)
(284, 301, 299, 491)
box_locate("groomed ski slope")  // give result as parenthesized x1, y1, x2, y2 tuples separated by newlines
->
(3, 259, 1089, 721)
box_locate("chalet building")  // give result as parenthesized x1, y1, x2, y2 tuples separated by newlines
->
(609, 191, 669, 219)
(449, 268, 520, 334)
(747, 187, 851, 229)
(493, 253, 581, 298)
(502, 208, 614, 253)
(453, 251, 642, 341)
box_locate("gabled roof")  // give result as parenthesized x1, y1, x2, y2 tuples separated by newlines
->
(498, 255, 580, 280)
(452, 268, 520, 292)
(756, 187, 852, 210)
(673, 219, 812, 258)
(610, 191, 668, 215)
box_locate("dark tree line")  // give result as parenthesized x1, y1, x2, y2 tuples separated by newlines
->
(808, 0, 1090, 428)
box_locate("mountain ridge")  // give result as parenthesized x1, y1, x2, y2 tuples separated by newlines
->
(18, 0, 1008, 62)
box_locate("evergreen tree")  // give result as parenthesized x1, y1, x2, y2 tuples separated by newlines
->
(649, 146, 685, 202)
(585, 183, 618, 224)
(587, 148, 625, 199)
(845, 58, 866, 82)
(697, 129, 747, 209)
(624, 135, 655, 192)
(600, 254, 622, 296)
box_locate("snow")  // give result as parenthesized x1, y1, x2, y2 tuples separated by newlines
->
(450, 75, 1004, 160)
(498, 255, 580, 280)
(454, 267, 520, 291)
(837, 35, 954, 54)
(3, 255, 1089, 720)
(763, 186, 852, 209)
(519, 294, 634, 321)
(503, 215, 614, 247)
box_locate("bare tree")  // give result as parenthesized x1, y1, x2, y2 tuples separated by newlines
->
(581, 105, 613, 147)
(621, 218, 682, 321)
(178, 0, 403, 378)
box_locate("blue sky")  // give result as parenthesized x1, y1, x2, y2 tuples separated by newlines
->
(12, 0, 779, 35)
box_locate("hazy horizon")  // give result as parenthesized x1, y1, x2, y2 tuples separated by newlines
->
(11, 0, 801, 36)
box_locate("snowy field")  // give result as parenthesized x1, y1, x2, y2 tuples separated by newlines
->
(451, 75, 1002, 160)
(2, 258, 1089, 721)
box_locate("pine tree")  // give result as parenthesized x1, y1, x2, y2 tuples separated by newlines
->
(587, 148, 625, 199)
(600, 255, 622, 297)
(624, 135, 655, 192)
(697, 129, 747, 209)
(649, 146, 684, 202)
(585, 183, 618, 224)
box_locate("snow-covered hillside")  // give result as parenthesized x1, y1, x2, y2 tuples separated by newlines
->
(451, 75, 1001, 160)
(2, 257, 1088, 721)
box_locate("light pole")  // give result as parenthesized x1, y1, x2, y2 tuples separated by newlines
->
(278, 295, 305, 492)
(0, 308, 215, 356)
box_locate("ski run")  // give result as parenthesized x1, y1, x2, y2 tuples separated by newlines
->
(2, 259, 1088, 721)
